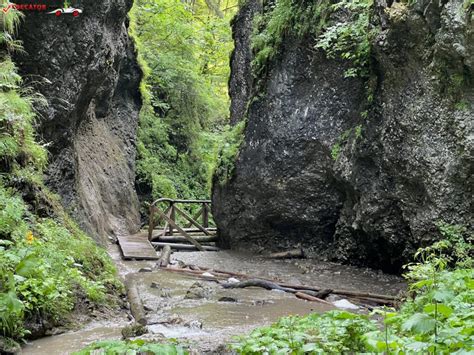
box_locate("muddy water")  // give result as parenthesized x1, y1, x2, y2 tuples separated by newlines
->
(22, 246, 406, 354)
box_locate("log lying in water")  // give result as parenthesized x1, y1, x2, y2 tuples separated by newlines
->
(295, 292, 333, 305)
(267, 248, 305, 259)
(125, 279, 147, 325)
(156, 265, 398, 305)
(152, 242, 220, 252)
(222, 279, 296, 293)
(278, 282, 398, 302)
(222, 279, 332, 306)
(156, 245, 172, 267)
(155, 235, 217, 243)
(183, 265, 398, 304)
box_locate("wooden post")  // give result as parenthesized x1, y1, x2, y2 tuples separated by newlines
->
(169, 203, 175, 236)
(203, 203, 209, 229)
(147, 205, 156, 241)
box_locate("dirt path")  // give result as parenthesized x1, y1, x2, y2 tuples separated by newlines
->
(22, 245, 406, 354)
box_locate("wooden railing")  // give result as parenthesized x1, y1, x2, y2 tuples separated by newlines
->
(147, 198, 214, 251)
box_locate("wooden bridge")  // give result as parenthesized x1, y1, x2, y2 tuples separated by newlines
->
(117, 198, 217, 260)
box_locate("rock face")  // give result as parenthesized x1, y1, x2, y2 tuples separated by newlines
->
(228, 0, 262, 124)
(213, 0, 473, 272)
(14, 0, 142, 242)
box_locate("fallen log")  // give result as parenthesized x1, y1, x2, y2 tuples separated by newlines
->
(159, 267, 228, 279)
(278, 283, 398, 302)
(300, 289, 333, 299)
(125, 279, 147, 326)
(155, 235, 217, 243)
(152, 242, 220, 252)
(267, 248, 305, 259)
(192, 265, 398, 303)
(156, 245, 172, 267)
(158, 265, 398, 305)
(222, 279, 296, 293)
(295, 292, 333, 305)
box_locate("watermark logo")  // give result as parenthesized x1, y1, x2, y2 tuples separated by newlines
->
(2, 1, 83, 16)
(48, 7, 82, 16)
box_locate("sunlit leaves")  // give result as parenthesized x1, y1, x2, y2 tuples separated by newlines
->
(130, 0, 236, 203)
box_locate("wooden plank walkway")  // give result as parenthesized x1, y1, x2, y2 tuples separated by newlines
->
(117, 234, 159, 260)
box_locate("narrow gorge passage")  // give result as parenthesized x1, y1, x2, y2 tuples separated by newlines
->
(0, 0, 471, 354)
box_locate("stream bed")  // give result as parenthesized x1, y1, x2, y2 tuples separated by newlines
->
(22, 245, 406, 354)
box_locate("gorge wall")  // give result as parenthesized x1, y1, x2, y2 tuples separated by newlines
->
(213, 0, 473, 271)
(14, 0, 142, 243)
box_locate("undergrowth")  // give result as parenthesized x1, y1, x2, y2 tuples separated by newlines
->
(231, 222, 474, 354)
(0, 4, 121, 344)
(74, 339, 187, 355)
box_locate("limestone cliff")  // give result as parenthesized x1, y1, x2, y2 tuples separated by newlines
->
(213, 0, 473, 271)
(14, 0, 142, 242)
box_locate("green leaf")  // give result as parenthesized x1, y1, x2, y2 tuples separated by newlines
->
(15, 254, 38, 277)
(423, 303, 454, 318)
(302, 343, 318, 352)
(402, 313, 436, 334)
(433, 289, 455, 303)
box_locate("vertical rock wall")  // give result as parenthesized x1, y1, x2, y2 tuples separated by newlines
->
(213, 0, 473, 271)
(14, 0, 142, 242)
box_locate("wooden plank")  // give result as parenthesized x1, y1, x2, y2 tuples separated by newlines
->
(117, 235, 159, 260)
(174, 205, 211, 236)
(155, 209, 205, 251)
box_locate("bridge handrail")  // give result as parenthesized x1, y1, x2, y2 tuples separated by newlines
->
(151, 198, 211, 206)
(148, 198, 213, 251)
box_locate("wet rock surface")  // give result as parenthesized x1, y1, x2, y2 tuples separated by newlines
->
(185, 281, 214, 300)
(213, 0, 473, 272)
(13, 0, 142, 242)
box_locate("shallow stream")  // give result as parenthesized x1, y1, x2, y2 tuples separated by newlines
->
(22, 246, 406, 354)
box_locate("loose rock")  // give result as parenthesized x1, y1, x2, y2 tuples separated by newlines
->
(185, 281, 214, 300)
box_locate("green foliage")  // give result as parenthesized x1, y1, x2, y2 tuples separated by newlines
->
(316, 0, 376, 78)
(231, 310, 376, 353)
(74, 339, 188, 355)
(0, 9, 121, 342)
(231, 222, 474, 354)
(251, 0, 376, 79)
(213, 121, 246, 185)
(330, 128, 352, 160)
(251, 0, 331, 78)
(0, 185, 122, 340)
(0, 26, 47, 181)
(0, 2, 24, 52)
(130, 0, 237, 206)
